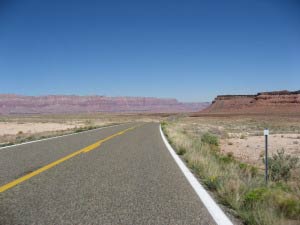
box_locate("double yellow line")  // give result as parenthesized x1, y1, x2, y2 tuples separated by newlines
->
(0, 126, 136, 193)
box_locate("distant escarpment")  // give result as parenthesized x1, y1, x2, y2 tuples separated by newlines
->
(0, 94, 209, 114)
(201, 90, 300, 114)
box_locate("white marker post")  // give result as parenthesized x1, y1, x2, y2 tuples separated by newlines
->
(264, 129, 269, 184)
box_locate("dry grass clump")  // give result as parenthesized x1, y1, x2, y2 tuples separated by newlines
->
(162, 120, 300, 225)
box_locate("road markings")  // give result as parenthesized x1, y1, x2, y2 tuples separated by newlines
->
(0, 126, 136, 193)
(83, 127, 136, 153)
(159, 125, 233, 225)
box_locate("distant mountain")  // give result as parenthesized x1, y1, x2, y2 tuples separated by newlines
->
(0, 94, 210, 114)
(199, 90, 300, 114)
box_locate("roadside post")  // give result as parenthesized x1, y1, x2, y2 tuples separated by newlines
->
(264, 128, 269, 184)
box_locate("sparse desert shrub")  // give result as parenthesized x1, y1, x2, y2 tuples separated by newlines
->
(15, 135, 22, 141)
(87, 125, 97, 130)
(228, 141, 233, 145)
(237, 162, 258, 177)
(84, 120, 92, 126)
(25, 136, 35, 141)
(203, 175, 220, 191)
(221, 131, 230, 139)
(177, 146, 186, 155)
(259, 151, 264, 158)
(219, 155, 234, 164)
(161, 121, 168, 128)
(201, 132, 219, 146)
(270, 191, 300, 219)
(240, 134, 246, 139)
(75, 127, 85, 133)
(239, 162, 248, 170)
(265, 149, 299, 182)
(250, 166, 259, 177)
(17, 131, 23, 135)
(75, 125, 99, 133)
(227, 152, 234, 158)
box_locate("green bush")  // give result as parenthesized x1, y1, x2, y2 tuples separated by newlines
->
(177, 146, 186, 155)
(219, 155, 234, 164)
(239, 162, 248, 170)
(243, 188, 269, 209)
(264, 149, 299, 182)
(161, 121, 168, 128)
(201, 132, 219, 146)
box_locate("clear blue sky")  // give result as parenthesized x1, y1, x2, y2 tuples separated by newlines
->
(0, 0, 299, 102)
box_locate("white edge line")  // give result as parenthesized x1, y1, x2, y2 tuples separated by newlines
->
(159, 125, 233, 225)
(0, 123, 129, 150)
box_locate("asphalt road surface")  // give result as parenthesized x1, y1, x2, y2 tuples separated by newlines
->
(0, 123, 216, 225)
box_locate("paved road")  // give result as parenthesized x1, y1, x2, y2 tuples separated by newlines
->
(0, 123, 215, 225)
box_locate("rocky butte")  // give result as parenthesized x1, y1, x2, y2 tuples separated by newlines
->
(0, 94, 210, 114)
(200, 90, 300, 114)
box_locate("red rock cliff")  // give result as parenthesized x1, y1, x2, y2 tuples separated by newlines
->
(201, 90, 300, 114)
(0, 95, 209, 114)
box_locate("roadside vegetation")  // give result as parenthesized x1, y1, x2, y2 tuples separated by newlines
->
(0, 123, 117, 148)
(0, 113, 163, 147)
(161, 117, 300, 225)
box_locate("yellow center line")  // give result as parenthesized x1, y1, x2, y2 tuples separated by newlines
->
(0, 126, 137, 193)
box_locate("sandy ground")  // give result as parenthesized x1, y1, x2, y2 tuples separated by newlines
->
(221, 133, 300, 167)
(0, 114, 165, 146)
(172, 115, 300, 168)
(0, 122, 78, 136)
